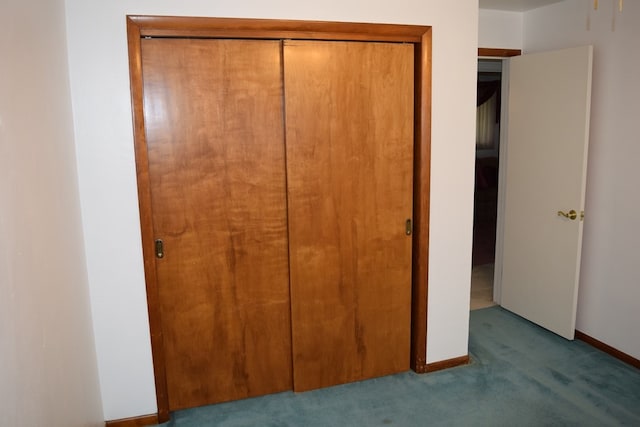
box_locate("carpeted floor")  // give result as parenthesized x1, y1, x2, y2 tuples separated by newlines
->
(157, 306, 640, 426)
(470, 263, 496, 310)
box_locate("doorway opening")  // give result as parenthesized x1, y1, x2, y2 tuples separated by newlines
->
(471, 46, 591, 339)
(471, 58, 501, 310)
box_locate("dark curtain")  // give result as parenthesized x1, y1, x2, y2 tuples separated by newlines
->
(477, 80, 501, 123)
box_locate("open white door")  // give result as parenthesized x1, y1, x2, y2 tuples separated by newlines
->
(500, 46, 593, 340)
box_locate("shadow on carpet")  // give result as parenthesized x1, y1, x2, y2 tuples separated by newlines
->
(157, 306, 640, 426)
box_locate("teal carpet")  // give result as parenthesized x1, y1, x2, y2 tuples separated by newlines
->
(157, 306, 640, 426)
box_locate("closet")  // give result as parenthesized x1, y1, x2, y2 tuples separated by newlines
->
(128, 16, 432, 418)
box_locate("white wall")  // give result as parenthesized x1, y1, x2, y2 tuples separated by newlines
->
(479, 9, 523, 49)
(65, 0, 479, 420)
(522, 0, 640, 360)
(0, 0, 103, 426)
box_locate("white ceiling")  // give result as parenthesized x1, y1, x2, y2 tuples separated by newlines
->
(479, 0, 565, 12)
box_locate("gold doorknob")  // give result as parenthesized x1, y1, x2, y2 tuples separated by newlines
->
(557, 210, 577, 220)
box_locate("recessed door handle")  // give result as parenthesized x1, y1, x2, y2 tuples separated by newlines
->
(155, 239, 164, 258)
(405, 218, 413, 236)
(557, 210, 577, 220)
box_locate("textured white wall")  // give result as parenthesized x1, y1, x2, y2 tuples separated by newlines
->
(479, 9, 523, 49)
(65, 0, 479, 420)
(523, 0, 640, 359)
(0, 0, 103, 426)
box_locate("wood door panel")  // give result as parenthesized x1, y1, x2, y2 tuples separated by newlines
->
(141, 38, 291, 410)
(283, 40, 414, 391)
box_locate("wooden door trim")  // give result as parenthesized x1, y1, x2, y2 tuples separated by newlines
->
(126, 16, 431, 422)
(127, 15, 428, 42)
(410, 30, 432, 373)
(478, 47, 521, 57)
(126, 17, 171, 423)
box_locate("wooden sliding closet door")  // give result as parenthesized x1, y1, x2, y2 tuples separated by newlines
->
(141, 39, 292, 410)
(283, 40, 415, 391)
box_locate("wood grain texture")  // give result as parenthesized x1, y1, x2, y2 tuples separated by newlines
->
(411, 30, 432, 374)
(284, 40, 414, 391)
(478, 48, 521, 57)
(128, 15, 428, 42)
(126, 19, 171, 423)
(127, 17, 433, 417)
(142, 38, 292, 410)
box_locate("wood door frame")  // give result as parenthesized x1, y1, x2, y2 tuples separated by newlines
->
(478, 47, 521, 57)
(126, 16, 432, 422)
(476, 47, 521, 306)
